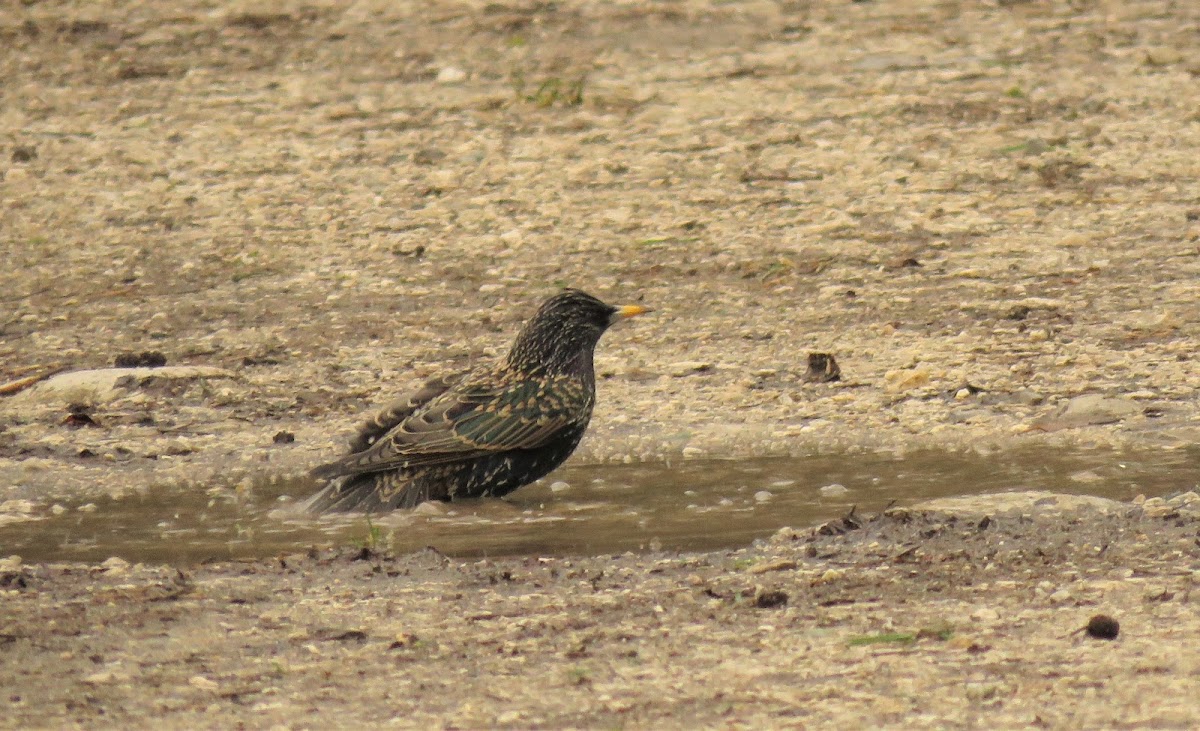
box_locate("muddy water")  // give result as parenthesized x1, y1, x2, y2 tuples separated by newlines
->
(2, 447, 1196, 565)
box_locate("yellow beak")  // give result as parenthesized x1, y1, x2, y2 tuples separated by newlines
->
(613, 304, 651, 320)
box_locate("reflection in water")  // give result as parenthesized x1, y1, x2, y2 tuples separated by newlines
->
(3, 447, 1196, 564)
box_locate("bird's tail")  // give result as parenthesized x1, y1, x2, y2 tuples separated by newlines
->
(303, 472, 441, 513)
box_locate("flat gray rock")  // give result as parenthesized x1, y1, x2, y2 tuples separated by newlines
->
(1032, 395, 1144, 431)
(12, 366, 236, 407)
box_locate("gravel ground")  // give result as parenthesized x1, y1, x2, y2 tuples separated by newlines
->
(2, 0, 1200, 726)
(3, 492, 1200, 728)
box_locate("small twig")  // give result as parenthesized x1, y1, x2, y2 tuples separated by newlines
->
(0, 366, 68, 396)
(0, 284, 54, 303)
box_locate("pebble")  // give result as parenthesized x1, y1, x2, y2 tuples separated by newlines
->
(15, 366, 237, 407)
(770, 527, 802, 543)
(1140, 497, 1172, 518)
(753, 490, 773, 502)
(668, 361, 712, 377)
(1085, 614, 1120, 640)
(815, 568, 844, 583)
(413, 501, 447, 515)
(1168, 491, 1200, 511)
(436, 66, 467, 84)
(0, 500, 38, 521)
(1032, 394, 1142, 431)
(1047, 589, 1073, 604)
(189, 675, 220, 691)
(549, 481, 571, 493)
(884, 366, 935, 392)
(747, 558, 796, 574)
(101, 557, 130, 575)
(820, 483, 849, 497)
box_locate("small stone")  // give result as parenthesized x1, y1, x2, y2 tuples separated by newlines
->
(549, 480, 571, 493)
(1047, 589, 1072, 604)
(389, 632, 418, 649)
(1140, 497, 1173, 518)
(769, 526, 802, 543)
(815, 568, 844, 583)
(437, 66, 467, 84)
(884, 366, 932, 392)
(820, 483, 849, 497)
(1013, 389, 1044, 406)
(101, 557, 130, 575)
(753, 586, 788, 608)
(413, 501, 446, 515)
(753, 490, 773, 503)
(668, 361, 712, 377)
(189, 675, 219, 691)
(747, 559, 796, 574)
(11, 145, 37, 162)
(77, 503, 98, 513)
(1168, 491, 1200, 510)
(1032, 394, 1142, 431)
(1085, 614, 1119, 640)
(803, 352, 841, 383)
(0, 500, 36, 514)
(113, 351, 167, 368)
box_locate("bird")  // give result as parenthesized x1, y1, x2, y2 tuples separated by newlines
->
(304, 289, 650, 513)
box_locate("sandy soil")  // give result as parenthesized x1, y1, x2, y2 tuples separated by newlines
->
(3, 492, 1200, 728)
(2, 0, 1200, 727)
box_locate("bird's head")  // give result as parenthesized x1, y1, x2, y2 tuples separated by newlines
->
(506, 289, 650, 375)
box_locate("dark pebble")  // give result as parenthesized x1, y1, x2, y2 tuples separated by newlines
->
(753, 588, 788, 609)
(114, 351, 167, 368)
(1086, 614, 1119, 640)
(804, 352, 841, 383)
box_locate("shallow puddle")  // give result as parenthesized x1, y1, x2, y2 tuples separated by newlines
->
(2, 447, 1196, 564)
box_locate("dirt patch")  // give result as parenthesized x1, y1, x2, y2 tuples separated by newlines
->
(3, 0, 1200, 503)
(2, 0, 1200, 725)
(3, 493, 1200, 727)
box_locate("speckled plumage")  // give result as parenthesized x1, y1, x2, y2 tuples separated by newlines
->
(305, 289, 648, 513)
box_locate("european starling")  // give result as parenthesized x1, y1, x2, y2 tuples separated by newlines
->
(305, 289, 650, 513)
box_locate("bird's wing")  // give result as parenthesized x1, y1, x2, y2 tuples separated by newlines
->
(346, 372, 463, 453)
(312, 373, 591, 479)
